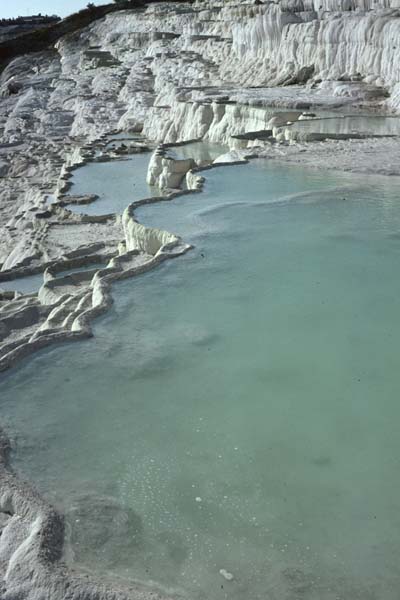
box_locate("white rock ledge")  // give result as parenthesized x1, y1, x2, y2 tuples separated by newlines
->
(0, 142, 250, 600)
(1, 0, 400, 598)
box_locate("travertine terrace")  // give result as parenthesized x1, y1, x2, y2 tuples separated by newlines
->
(1, 1, 400, 598)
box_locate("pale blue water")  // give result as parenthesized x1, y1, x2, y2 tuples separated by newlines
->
(2, 160, 400, 599)
(68, 143, 228, 216)
(0, 264, 107, 294)
(0, 272, 44, 294)
(68, 153, 155, 215)
(169, 142, 228, 163)
(291, 115, 400, 136)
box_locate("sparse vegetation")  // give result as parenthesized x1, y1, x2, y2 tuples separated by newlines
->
(0, 0, 194, 72)
(0, 15, 59, 26)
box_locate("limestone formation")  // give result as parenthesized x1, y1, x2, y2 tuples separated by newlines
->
(1, 1, 400, 599)
(146, 146, 195, 189)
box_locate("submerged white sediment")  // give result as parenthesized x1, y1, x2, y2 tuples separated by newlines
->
(3, 158, 400, 600)
(1, 0, 400, 598)
(0, 134, 250, 599)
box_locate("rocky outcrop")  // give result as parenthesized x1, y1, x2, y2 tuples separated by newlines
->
(1, 2, 400, 599)
(143, 102, 307, 144)
(0, 216, 190, 373)
(0, 0, 399, 433)
(122, 211, 181, 254)
(147, 146, 195, 188)
(0, 1, 149, 68)
(226, 2, 400, 90)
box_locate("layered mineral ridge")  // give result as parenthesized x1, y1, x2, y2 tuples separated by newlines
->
(0, 1, 400, 598)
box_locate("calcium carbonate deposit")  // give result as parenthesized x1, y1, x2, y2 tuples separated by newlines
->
(1, 1, 400, 599)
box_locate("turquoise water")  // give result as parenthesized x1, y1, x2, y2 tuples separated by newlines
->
(68, 153, 155, 215)
(68, 143, 227, 216)
(2, 161, 400, 599)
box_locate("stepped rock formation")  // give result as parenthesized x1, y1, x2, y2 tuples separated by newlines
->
(1, 0, 399, 272)
(1, 1, 400, 599)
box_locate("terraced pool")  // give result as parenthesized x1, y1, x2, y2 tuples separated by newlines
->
(2, 159, 400, 600)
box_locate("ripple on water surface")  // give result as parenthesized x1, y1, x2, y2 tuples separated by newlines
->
(2, 161, 400, 600)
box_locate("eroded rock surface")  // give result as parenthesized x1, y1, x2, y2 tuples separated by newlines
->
(1, 0, 400, 277)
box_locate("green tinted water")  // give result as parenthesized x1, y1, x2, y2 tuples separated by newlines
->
(2, 161, 400, 599)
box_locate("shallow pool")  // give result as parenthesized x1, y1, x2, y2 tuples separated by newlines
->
(291, 115, 400, 137)
(68, 152, 156, 215)
(0, 264, 108, 295)
(2, 161, 400, 600)
(0, 272, 44, 294)
(168, 142, 228, 163)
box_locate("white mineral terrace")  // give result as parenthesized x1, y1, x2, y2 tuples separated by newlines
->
(1, 1, 400, 599)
